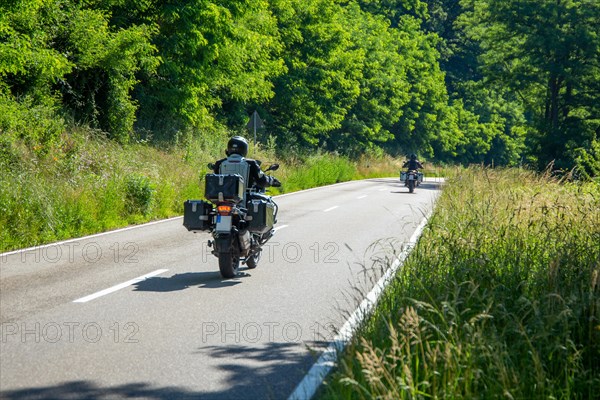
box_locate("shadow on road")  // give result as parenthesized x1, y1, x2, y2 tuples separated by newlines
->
(133, 271, 248, 292)
(390, 182, 443, 193)
(365, 178, 442, 193)
(1, 381, 200, 400)
(1, 340, 327, 399)
(194, 341, 328, 399)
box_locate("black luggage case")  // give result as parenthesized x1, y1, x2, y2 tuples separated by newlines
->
(183, 200, 212, 231)
(204, 174, 244, 203)
(246, 199, 275, 233)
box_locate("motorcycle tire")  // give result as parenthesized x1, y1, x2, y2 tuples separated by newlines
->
(408, 180, 415, 193)
(218, 252, 239, 278)
(246, 250, 260, 269)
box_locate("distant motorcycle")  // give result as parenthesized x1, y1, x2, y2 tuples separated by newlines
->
(183, 164, 280, 278)
(400, 170, 424, 193)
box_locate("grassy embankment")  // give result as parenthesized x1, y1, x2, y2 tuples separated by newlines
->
(1, 127, 428, 253)
(320, 167, 600, 399)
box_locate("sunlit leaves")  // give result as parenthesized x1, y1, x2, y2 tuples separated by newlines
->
(459, 0, 600, 169)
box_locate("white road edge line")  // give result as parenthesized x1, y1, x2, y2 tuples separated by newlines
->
(357, 195, 368, 199)
(73, 269, 169, 303)
(287, 214, 431, 400)
(323, 206, 339, 213)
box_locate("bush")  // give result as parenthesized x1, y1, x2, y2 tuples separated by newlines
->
(0, 94, 65, 152)
(124, 174, 155, 216)
(575, 140, 600, 181)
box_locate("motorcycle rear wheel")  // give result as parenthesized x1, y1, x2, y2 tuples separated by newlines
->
(218, 252, 239, 278)
(408, 180, 415, 193)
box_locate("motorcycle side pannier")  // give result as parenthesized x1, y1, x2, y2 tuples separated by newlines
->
(400, 171, 424, 182)
(204, 174, 244, 203)
(183, 200, 212, 231)
(246, 199, 275, 233)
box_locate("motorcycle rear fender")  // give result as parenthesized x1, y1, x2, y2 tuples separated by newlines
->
(213, 233, 233, 254)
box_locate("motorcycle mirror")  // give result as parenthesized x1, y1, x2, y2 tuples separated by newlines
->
(267, 164, 280, 172)
(207, 163, 215, 170)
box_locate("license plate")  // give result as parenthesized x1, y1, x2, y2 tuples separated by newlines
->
(408, 175, 415, 180)
(216, 215, 232, 232)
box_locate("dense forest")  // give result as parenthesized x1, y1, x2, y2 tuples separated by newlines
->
(1, 0, 599, 175)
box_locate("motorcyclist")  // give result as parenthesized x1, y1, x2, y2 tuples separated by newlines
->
(402, 154, 424, 187)
(403, 153, 424, 171)
(213, 136, 281, 192)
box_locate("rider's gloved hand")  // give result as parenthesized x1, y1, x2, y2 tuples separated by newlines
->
(271, 177, 282, 187)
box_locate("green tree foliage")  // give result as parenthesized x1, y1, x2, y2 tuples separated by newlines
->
(132, 0, 284, 135)
(390, 14, 456, 158)
(356, 0, 429, 26)
(0, 0, 72, 100)
(459, 0, 600, 169)
(0, 0, 158, 143)
(352, 0, 509, 163)
(1, 0, 598, 176)
(265, 0, 362, 148)
(0, 0, 71, 150)
(61, 6, 158, 142)
(420, 0, 528, 166)
(330, 3, 409, 153)
(574, 139, 600, 180)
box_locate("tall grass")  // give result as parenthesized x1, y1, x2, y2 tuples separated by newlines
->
(321, 167, 600, 399)
(0, 128, 220, 251)
(1, 128, 409, 252)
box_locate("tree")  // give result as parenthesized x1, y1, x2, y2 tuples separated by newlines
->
(0, 0, 158, 144)
(329, 3, 410, 153)
(389, 14, 456, 158)
(60, 5, 158, 142)
(459, 0, 600, 169)
(266, 0, 362, 148)
(133, 0, 284, 137)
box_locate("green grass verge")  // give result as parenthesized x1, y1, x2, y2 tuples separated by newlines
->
(0, 128, 409, 252)
(319, 167, 600, 399)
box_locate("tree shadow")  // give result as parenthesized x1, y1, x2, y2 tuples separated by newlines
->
(1, 381, 199, 400)
(195, 340, 328, 399)
(1, 340, 328, 400)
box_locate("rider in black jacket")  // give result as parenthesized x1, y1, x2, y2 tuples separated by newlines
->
(213, 136, 281, 188)
(403, 154, 424, 171)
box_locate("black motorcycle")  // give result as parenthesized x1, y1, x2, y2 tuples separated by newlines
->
(400, 170, 423, 193)
(183, 164, 279, 278)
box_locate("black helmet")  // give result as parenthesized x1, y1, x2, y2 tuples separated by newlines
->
(226, 136, 248, 157)
(410, 153, 417, 160)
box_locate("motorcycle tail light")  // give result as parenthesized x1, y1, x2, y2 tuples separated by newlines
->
(217, 205, 232, 215)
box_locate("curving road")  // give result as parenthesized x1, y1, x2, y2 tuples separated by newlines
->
(0, 178, 442, 399)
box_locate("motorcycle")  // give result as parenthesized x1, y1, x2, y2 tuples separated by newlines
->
(400, 170, 423, 193)
(183, 164, 280, 279)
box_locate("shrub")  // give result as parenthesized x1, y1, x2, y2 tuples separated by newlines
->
(124, 174, 155, 216)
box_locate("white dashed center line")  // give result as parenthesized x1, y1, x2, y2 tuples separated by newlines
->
(73, 269, 169, 303)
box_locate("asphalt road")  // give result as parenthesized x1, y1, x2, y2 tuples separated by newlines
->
(0, 178, 442, 399)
